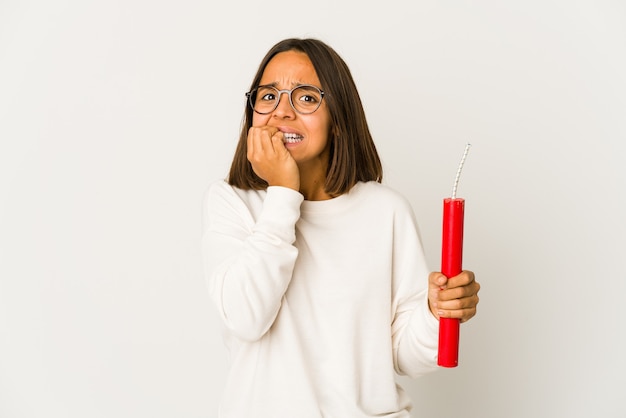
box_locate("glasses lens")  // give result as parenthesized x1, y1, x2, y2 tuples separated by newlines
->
(291, 85, 323, 114)
(251, 86, 279, 114)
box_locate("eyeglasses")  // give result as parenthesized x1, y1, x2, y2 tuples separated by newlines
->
(246, 84, 325, 115)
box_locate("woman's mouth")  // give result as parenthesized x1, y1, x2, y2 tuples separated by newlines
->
(282, 132, 303, 144)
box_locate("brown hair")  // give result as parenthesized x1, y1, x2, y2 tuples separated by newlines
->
(227, 38, 382, 196)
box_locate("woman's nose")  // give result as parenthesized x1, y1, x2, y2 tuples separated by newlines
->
(272, 91, 296, 117)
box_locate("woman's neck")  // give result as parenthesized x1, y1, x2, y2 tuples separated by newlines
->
(297, 161, 334, 201)
(299, 176, 332, 201)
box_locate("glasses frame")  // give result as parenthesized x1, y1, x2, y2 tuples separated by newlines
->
(245, 84, 325, 115)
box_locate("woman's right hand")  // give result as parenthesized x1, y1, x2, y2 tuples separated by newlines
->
(247, 126, 300, 191)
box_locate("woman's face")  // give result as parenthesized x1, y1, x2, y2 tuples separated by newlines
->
(252, 50, 331, 169)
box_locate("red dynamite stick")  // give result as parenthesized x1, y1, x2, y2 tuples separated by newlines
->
(437, 142, 471, 368)
(438, 198, 464, 367)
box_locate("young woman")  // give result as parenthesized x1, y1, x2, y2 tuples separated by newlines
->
(202, 38, 480, 418)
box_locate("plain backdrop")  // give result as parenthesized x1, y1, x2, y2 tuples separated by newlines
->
(1, 0, 625, 417)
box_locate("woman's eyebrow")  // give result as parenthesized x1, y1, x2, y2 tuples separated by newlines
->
(258, 81, 307, 89)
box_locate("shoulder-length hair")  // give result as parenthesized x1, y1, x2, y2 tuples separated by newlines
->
(227, 38, 382, 196)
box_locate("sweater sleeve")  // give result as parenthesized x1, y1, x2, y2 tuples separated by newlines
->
(390, 198, 440, 378)
(201, 181, 304, 342)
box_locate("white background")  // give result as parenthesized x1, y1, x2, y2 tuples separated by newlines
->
(1, 0, 625, 417)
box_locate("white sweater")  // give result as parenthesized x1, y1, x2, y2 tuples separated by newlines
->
(202, 180, 439, 418)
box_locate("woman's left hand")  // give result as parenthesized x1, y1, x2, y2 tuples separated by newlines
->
(428, 270, 480, 323)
